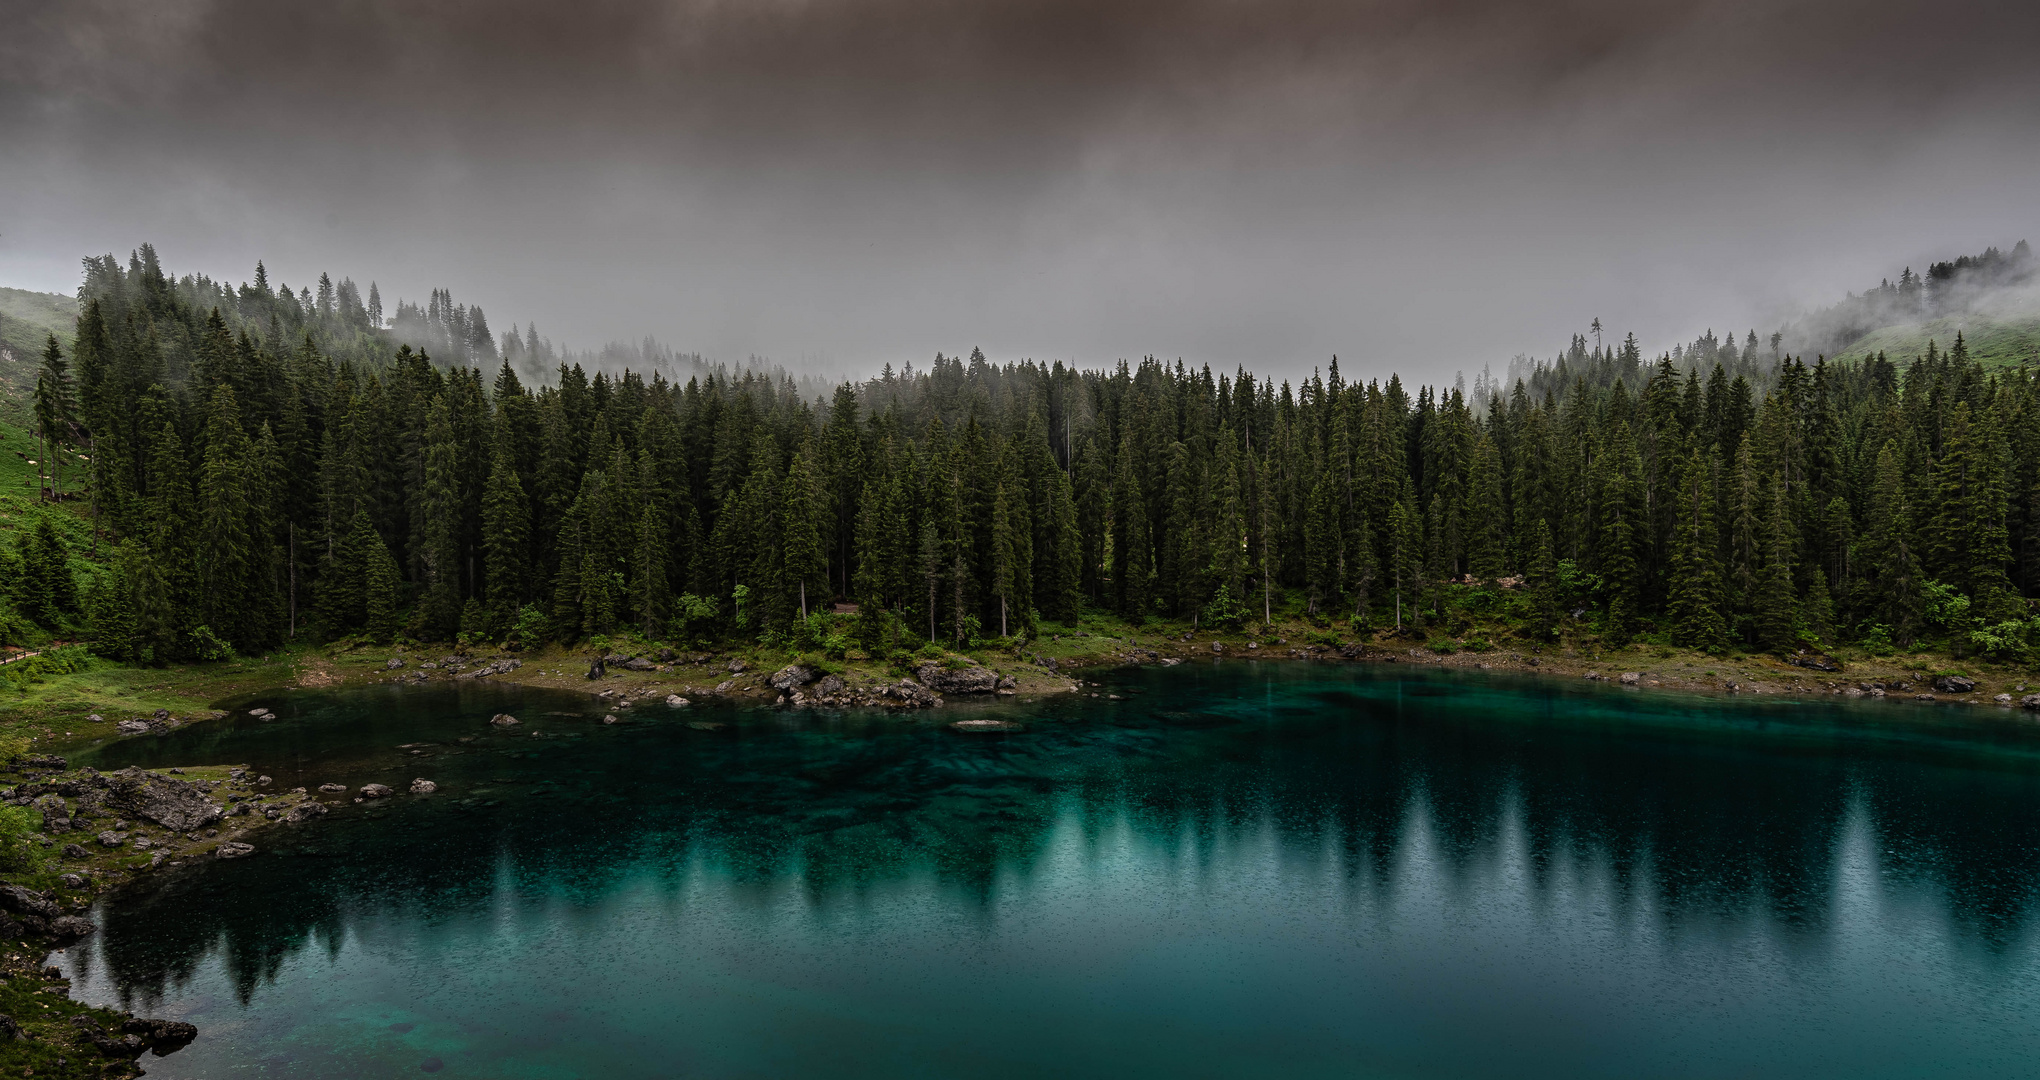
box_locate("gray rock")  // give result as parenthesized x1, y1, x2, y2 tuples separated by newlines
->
(458, 657, 523, 680)
(813, 674, 847, 698)
(769, 664, 817, 690)
(409, 779, 438, 795)
(59, 873, 84, 888)
(359, 783, 395, 799)
(117, 719, 150, 735)
(2022, 693, 2040, 711)
(103, 769, 223, 832)
(586, 657, 607, 679)
(1619, 672, 1641, 685)
(286, 801, 329, 822)
(97, 831, 128, 847)
(490, 713, 521, 726)
(602, 714, 619, 725)
(61, 844, 88, 859)
(50, 915, 93, 939)
(385, 657, 405, 670)
(122, 1017, 197, 1050)
(32, 792, 69, 833)
(319, 783, 348, 793)
(85, 713, 103, 724)
(0, 885, 58, 920)
(913, 661, 999, 694)
(622, 657, 658, 671)
(727, 660, 747, 674)
(1996, 694, 2015, 705)
(0, 1015, 21, 1042)
(215, 841, 255, 859)
(1935, 675, 1978, 694)
(887, 679, 941, 708)
(665, 694, 690, 707)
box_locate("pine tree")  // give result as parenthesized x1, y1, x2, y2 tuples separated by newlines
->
(197, 386, 262, 651)
(482, 445, 532, 614)
(1665, 448, 1726, 650)
(632, 502, 670, 639)
(1754, 475, 1799, 651)
(1860, 440, 1925, 645)
(783, 446, 828, 620)
(364, 528, 402, 644)
(1526, 517, 1560, 639)
(417, 396, 464, 638)
(991, 481, 1017, 637)
(32, 334, 74, 500)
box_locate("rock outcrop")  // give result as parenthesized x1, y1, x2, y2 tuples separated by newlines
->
(457, 657, 522, 680)
(912, 660, 999, 694)
(102, 768, 224, 832)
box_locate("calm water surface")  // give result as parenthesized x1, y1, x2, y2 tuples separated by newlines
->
(54, 661, 2040, 1078)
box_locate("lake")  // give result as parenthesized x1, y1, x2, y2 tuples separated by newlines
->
(55, 660, 2040, 1078)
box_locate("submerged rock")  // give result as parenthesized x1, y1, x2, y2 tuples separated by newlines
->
(360, 784, 395, 799)
(950, 719, 1024, 732)
(490, 713, 521, 727)
(215, 841, 255, 859)
(409, 779, 438, 795)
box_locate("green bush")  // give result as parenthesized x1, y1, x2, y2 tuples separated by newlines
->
(0, 805, 50, 874)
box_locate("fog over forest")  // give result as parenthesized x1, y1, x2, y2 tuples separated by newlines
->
(6, 0, 2040, 384)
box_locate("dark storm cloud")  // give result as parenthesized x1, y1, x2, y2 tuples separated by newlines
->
(5, 0, 2040, 382)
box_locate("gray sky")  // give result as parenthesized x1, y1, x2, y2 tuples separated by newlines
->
(4, 0, 2038, 385)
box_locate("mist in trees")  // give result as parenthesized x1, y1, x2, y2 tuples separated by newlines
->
(10, 247, 2040, 668)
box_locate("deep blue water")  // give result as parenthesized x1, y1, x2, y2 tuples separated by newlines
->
(53, 661, 2040, 1078)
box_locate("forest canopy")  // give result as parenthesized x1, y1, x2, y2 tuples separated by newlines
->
(9, 245, 2040, 668)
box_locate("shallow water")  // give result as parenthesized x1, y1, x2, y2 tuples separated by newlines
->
(56, 661, 2040, 1078)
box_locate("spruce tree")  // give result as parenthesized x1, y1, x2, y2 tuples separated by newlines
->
(364, 529, 402, 644)
(482, 445, 532, 614)
(632, 502, 670, 639)
(1860, 440, 1925, 645)
(1754, 476, 1799, 650)
(197, 386, 261, 651)
(1665, 448, 1726, 650)
(783, 446, 828, 620)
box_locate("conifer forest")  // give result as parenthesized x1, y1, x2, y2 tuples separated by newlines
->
(10, 246, 2040, 669)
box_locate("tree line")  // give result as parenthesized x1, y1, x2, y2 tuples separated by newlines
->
(11, 250, 2040, 664)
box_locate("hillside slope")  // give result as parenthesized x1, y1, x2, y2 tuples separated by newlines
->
(1827, 313, 2040, 370)
(0, 288, 78, 426)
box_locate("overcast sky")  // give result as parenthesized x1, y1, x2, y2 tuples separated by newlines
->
(4, 0, 2038, 385)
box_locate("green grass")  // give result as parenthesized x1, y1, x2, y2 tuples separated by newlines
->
(0, 288, 76, 429)
(1829, 313, 2040, 370)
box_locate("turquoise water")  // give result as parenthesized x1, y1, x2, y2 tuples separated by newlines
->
(56, 661, 2040, 1078)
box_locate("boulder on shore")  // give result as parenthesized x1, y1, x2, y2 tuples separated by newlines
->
(769, 664, 817, 690)
(104, 768, 223, 832)
(215, 842, 255, 859)
(1934, 675, 1978, 694)
(912, 660, 999, 695)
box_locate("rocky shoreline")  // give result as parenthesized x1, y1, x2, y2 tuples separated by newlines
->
(0, 751, 358, 1077)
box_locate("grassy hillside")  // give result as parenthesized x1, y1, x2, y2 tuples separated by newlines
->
(0, 287, 78, 427)
(1829, 313, 2040, 370)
